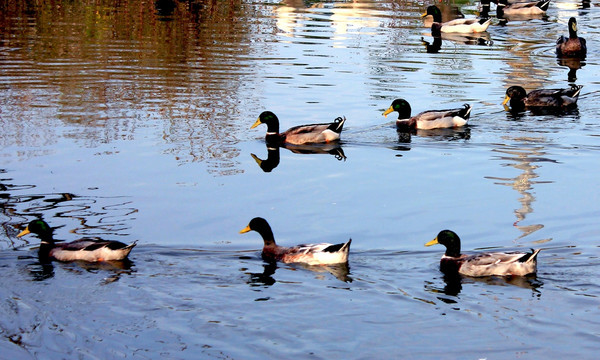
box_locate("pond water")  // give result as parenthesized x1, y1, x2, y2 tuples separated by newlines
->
(1, 0, 599, 358)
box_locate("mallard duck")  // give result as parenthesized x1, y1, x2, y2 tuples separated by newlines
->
(383, 99, 472, 130)
(497, 0, 550, 17)
(17, 219, 136, 262)
(502, 84, 583, 110)
(423, 5, 491, 36)
(425, 230, 541, 277)
(239, 217, 351, 265)
(251, 111, 346, 146)
(556, 17, 587, 58)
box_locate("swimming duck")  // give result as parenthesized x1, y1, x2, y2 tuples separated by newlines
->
(502, 84, 583, 110)
(383, 99, 472, 130)
(251, 111, 346, 146)
(423, 5, 491, 36)
(556, 17, 587, 58)
(17, 219, 137, 262)
(239, 217, 351, 265)
(497, 0, 550, 17)
(425, 230, 541, 277)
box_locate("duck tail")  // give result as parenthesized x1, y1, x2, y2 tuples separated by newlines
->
(537, 0, 550, 11)
(569, 84, 584, 99)
(460, 104, 473, 119)
(519, 248, 541, 263)
(478, 18, 491, 27)
(341, 238, 352, 253)
(323, 238, 352, 253)
(328, 116, 346, 134)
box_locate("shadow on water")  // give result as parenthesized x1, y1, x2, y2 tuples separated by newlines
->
(243, 258, 352, 286)
(19, 254, 135, 284)
(397, 126, 471, 144)
(250, 143, 346, 173)
(425, 271, 543, 303)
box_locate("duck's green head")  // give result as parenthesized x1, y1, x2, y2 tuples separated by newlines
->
(422, 5, 442, 23)
(425, 230, 461, 257)
(383, 99, 412, 119)
(17, 219, 53, 240)
(251, 111, 280, 133)
(240, 217, 276, 246)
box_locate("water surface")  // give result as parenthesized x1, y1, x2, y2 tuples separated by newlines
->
(1, 0, 599, 358)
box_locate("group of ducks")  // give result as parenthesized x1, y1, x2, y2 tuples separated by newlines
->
(17, 2, 591, 279)
(18, 217, 540, 278)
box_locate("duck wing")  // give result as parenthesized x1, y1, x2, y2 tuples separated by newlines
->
(58, 239, 131, 251)
(526, 85, 582, 107)
(412, 104, 472, 129)
(459, 249, 540, 276)
(282, 117, 345, 145)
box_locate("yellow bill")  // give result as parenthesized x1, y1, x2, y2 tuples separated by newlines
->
(250, 153, 262, 167)
(239, 225, 251, 234)
(382, 106, 395, 118)
(424, 237, 439, 247)
(250, 118, 262, 129)
(17, 227, 30, 238)
(502, 95, 510, 106)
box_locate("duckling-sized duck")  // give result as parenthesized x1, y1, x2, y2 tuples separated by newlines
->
(497, 0, 550, 17)
(423, 5, 491, 36)
(502, 84, 583, 110)
(252, 111, 346, 146)
(17, 219, 136, 262)
(240, 217, 351, 265)
(556, 17, 587, 58)
(425, 230, 541, 277)
(383, 99, 472, 130)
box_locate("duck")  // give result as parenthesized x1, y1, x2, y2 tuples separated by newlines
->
(423, 5, 491, 37)
(239, 217, 351, 265)
(497, 0, 550, 17)
(425, 230, 541, 277)
(383, 99, 472, 130)
(251, 111, 346, 146)
(556, 17, 587, 58)
(502, 84, 583, 110)
(17, 219, 137, 262)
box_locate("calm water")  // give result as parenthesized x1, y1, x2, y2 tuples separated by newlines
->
(1, 0, 600, 358)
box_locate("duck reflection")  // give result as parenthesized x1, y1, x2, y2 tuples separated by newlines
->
(250, 143, 346, 173)
(486, 139, 556, 240)
(439, 32, 493, 47)
(426, 271, 542, 300)
(557, 57, 585, 83)
(251, 147, 280, 173)
(245, 260, 351, 287)
(421, 36, 442, 54)
(23, 253, 134, 283)
(397, 127, 471, 143)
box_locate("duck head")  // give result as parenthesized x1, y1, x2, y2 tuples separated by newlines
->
(251, 111, 280, 134)
(425, 229, 461, 257)
(503, 86, 527, 108)
(240, 217, 276, 247)
(568, 17, 578, 39)
(383, 99, 412, 119)
(422, 5, 442, 23)
(18, 219, 54, 243)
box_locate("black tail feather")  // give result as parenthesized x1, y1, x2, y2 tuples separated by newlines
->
(327, 116, 346, 133)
